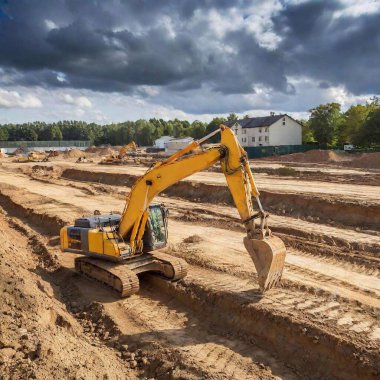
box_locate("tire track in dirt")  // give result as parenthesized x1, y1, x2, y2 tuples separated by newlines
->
(166, 221, 380, 308)
(147, 267, 380, 380)
(0, 171, 379, 378)
(0, 190, 296, 378)
(172, 243, 380, 310)
(6, 166, 380, 260)
(7, 162, 379, 229)
(0, 171, 378, 306)
(110, 290, 295, 379)
(182, 267, 379, 344)
(163, 201, 379, 254)
(58, 165, 380, 229)
(5, 164, 380, 262)
(0, 171, 378, 307)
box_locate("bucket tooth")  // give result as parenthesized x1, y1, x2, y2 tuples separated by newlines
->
(243, 235, 286, 292)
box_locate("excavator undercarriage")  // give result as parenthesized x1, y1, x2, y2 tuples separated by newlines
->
(75, 252, 188, 297)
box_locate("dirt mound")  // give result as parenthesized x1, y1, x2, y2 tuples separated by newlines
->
(85, 145, 97, 153)
(183, 234, 203, 243)
(85, 146, 118, 156)
(63, 149, 86, 158)
(265, 150, 352, 164)
(0, 213, 131, 379)
(349, 152, 380, 169)
(262, 149, 380, 167)
(31, 165, 63, 178)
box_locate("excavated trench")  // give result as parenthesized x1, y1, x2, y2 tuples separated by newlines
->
(10, 164, 380, 262)
(1, 214, 210, 379)
(147, 274, 379, 380)
(0, 189, 292, 379)
(0, 180, 379, 379)
(60, 168, 380, 230)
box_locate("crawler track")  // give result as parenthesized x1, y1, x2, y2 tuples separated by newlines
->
(75, 252, 187, 297)
(75, 257, 140, 297)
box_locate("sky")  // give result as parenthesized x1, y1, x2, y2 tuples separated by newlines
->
(0, 0, 379, 124)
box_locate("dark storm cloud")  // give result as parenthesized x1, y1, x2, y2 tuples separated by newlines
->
(272, 0, 380, 94)
(0, 0, 379, 101)
(0, 0, 284, 95)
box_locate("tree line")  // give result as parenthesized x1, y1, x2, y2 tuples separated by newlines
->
(0, 117, 232, 146)
(0, 98, 379, 146)
(301, 97, 380, 146)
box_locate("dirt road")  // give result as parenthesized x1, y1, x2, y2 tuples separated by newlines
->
(6, 160, 380, 229)
(58, 161, 380, 202)
(0, 163, 379, 379)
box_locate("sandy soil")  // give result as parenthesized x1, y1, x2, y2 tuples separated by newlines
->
(4, 159, 379, 202)
(0, 161, 379, 379)
(57, 161, 380, 203)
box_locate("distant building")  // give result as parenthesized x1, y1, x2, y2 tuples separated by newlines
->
(225, 114, 302, 147)
(154, 136, 173, 149)
(164, 137, 194, 155)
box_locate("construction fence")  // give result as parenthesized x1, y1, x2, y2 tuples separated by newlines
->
(245, 144, 327, 159)
(0, 140, 91, 148)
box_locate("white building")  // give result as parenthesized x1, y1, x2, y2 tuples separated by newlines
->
(164, 137, 194, 155)
(225, 114, 302, 147)
(153, 136, 173, 149)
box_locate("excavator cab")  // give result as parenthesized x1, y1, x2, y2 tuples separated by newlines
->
(143, 204, 168, 252)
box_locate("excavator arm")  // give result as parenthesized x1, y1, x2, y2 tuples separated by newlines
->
(119, 141, 137, 158)
(119, 125, 286, 291)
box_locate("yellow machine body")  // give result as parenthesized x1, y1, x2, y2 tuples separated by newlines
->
(100, 141, 138, 164)
(60, 226, 124, 258)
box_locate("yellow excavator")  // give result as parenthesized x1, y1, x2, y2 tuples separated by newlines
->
(100, 141, 138, 164)
(14, 151, 49, 163)
(60, 126, 286, 296)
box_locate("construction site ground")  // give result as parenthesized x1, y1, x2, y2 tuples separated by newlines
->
(0, 156, 379, 380)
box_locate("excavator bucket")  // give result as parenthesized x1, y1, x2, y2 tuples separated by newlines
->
(243, 235, 286, 292)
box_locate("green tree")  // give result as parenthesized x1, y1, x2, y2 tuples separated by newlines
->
(205, 117, 227, 142)
(135, 120, 154, 146)
(355, 108, 380, 146)
(299, 119, 314, 143)
(172, 119, 184, 138)
(0, 126, 9, 141)
(308, 103, 342, 144)
(340, 104, 370, 144)
(190, 120, 206, 139)
(227, 113, 238, 121)
(39, 125, 63, 140)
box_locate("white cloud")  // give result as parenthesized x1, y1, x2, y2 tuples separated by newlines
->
(138, 85, 160, 97)
(44, 19, 58, 31)
(190, 1, 284, 50)
(0, 89, 42, 108)
(244, 0, 284, 50)
(56, 72, 67, 83)
(63, 94, 92, 108)
(334, 0, 380, 17)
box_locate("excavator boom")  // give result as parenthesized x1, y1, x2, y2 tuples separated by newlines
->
(119, 125, 286, 291)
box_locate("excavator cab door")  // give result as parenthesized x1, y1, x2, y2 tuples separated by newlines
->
(143, 204, 168, 252)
